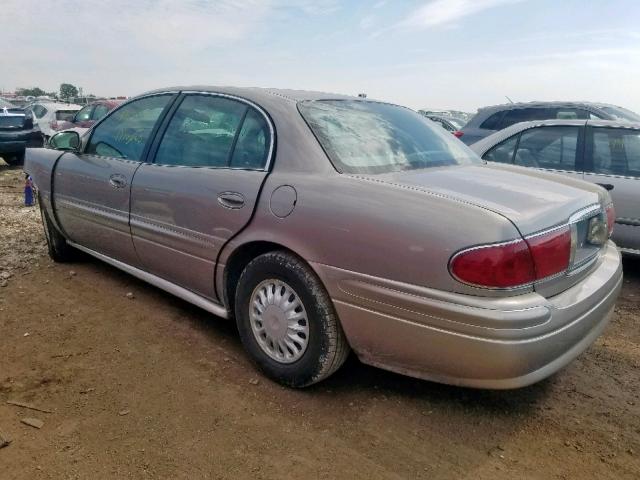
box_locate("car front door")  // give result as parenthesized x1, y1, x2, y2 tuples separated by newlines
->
(584, 126, 640, 252)
(52, 94, 177, 266)
(129, 93, 273, 300)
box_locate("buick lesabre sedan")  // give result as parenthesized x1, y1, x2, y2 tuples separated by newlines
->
(25, 87, 622, 389)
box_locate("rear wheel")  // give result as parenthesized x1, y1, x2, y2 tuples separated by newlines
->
(40, 200, 76, 262)
(235, 251, 350, 387)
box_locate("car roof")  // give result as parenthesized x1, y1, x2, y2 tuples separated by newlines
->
(141, 86, 362, 104)
(32, 102, 82, 110)
(469, 119, 640, 154)
(477, 100, 622, 113)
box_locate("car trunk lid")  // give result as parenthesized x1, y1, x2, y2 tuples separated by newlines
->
(355, 164, 609, 297)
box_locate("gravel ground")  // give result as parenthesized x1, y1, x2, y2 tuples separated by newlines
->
(0, 164, 639, 479)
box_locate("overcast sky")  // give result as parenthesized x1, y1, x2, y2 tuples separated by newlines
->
(2, 0, 640, 113)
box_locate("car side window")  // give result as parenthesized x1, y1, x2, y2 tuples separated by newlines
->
(155, 95, 247, 168)
(483, 135, 519, 164)
(32, 105, 47, 119)
(230, 108, 271, 169)
(590, 128, 640, 177)
(513, 126, 579, 170)
(479, 112, 503, 130)
(499, 108, 558, 129)
(75, 105, 93, 122)
(86, 95, 172, 161)
(92, 104, 110, 121)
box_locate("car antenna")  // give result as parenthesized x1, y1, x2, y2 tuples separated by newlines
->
(505, 96, 515, 104)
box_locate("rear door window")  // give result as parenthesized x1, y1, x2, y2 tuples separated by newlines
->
(230, 109, 271, 169)
(513, 126, 579, 170)
(154, 95, 248, 168)
(499, 108, 557, 129)
(479, 112, 504, 130)
(483, 135, 519, 164)
(86, 94, 173, 160)
(589, 128, 640, 176)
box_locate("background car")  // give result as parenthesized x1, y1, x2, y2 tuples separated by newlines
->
(0, 98, 43, 165)
(459, 101, 640, 145)
(25, 87, 621, 389)
(470, 119, 640, 254)
(30, 101, 82, 140)
(54, 99, 124, 134)
(424, 114, 467, 134)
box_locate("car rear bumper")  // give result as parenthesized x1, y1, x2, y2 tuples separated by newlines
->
(312, 241, 622, 389)
(0, 130, 43, 153)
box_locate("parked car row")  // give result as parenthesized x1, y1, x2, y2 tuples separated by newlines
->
(0, 98, 124, 164)
(25, 86, 623, 390)
(0, 98, 44, 164)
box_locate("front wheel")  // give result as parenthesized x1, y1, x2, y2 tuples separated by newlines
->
(40, 200, 76, 262)
(235, 251, 350, 387)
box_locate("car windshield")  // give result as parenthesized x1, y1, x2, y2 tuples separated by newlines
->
(299, 100, 479, 174)
(599, 106, 640, 122)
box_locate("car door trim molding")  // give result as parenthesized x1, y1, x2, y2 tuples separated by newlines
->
(68, 241, 229, 319)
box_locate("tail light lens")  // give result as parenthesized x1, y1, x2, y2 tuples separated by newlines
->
(49, 120, 59, 131)
(525, 226, 571, 279)
(450, 226, 571, 289)
(450, 240, 535, 288)
(453, 131, 464, 138)
(605, 204, 615, 237)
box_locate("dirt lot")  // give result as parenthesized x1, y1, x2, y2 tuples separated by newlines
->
(1, 164, 639, 479)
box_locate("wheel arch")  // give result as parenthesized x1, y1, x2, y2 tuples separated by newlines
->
(221, 240, 306, 318)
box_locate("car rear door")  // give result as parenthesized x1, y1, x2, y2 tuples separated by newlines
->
(129, 92, 273, 301)
(584, 125, 640, 252)
(52, 94, 177, 266)
(482, 125, 586, 182)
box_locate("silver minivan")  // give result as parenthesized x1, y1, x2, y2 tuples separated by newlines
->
(471, 119, 640, 254)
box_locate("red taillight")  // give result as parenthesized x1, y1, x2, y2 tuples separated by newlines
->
(49, 120, 59, 131)
(450, 239, 535, 288)
(450, 227, 572, 289)
(606, 204, 615, 237)
(525, 226, 571, 279)
(453, 130, 464, 138)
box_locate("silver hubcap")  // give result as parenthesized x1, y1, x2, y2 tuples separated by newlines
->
(249, 279, 309, 364)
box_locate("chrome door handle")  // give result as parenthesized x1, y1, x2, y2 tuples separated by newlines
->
(109, 174, 127, 189)
(217, 192, 245, 209)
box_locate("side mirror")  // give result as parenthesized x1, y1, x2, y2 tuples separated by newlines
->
(49, 131, 80, 151)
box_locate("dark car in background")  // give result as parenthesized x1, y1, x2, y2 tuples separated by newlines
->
(0, 98, 43, 165)
(458, 101, 640, 145)
(470, 119, 640, 254)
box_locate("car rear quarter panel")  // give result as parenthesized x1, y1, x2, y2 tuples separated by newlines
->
(218, 169, 523, 300)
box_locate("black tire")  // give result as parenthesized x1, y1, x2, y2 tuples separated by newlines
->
(40, 200, 76, 262)
(15, 151, 25, 165)
(235, 251, 350, 387)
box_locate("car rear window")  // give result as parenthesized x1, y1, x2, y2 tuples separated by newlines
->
(0, 114, 25, 129)
(56, 110, 78, 121)
(299, 100, 479, 174)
